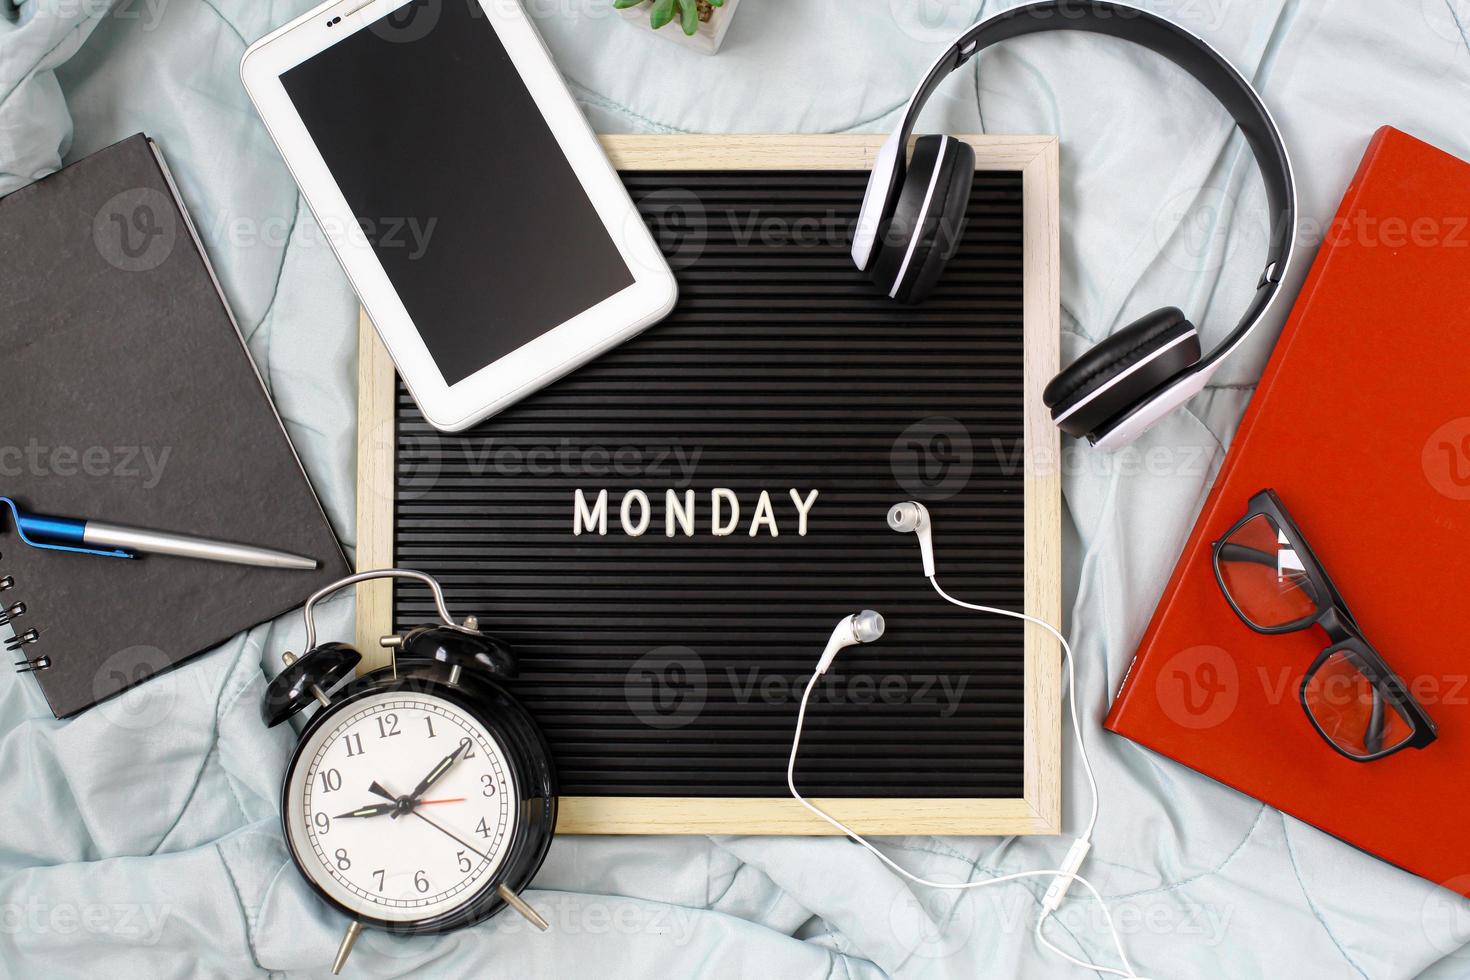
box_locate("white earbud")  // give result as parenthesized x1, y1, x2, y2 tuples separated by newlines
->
(815, 609, 885, 675)
(887, 501, 935, 577)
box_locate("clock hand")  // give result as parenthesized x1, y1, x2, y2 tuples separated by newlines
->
(398, 740, 470, 817)
(366, 780, 414, 817)
(410, 810, 549, 932)
(333, 796, 463, 819)
(334, 802, 397, 819)
(410, 808, 488, 859)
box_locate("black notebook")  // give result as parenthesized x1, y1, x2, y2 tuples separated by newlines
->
(0, 134, 350, 717)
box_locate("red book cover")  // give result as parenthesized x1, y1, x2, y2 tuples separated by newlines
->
(1105, 126, 1470, 894)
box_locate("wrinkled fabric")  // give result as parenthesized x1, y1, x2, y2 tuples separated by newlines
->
(2, 0, 1469, 976)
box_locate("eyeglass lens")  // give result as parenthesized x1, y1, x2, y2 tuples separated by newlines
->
(1302, 649, 1415, 759)
(1217, 514, 1319, 630)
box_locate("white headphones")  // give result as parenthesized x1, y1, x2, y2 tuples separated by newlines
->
(853, 0, 1297, 451)
(788, 501, 1151, 979)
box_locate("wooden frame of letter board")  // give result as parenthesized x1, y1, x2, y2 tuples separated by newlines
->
(356, 134, 1061, 836)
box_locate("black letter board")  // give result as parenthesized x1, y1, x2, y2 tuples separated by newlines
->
(357, 136, 1061, 835)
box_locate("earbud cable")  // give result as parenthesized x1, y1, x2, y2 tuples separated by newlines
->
(785, 574, 1141, 979)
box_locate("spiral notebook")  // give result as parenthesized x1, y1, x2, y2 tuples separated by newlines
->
(0, 133, 350, 717)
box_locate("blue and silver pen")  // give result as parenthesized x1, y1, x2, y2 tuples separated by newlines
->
(1, 497, 319, 570)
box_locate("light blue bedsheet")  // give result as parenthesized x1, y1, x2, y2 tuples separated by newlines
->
(3, 1, 1470, 976)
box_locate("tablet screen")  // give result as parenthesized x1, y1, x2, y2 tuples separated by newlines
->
(281, 0, 636, 386)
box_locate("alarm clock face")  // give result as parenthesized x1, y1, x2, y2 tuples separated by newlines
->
(283, 690, 518, 924)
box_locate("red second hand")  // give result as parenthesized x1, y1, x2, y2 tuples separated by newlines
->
(418, 798, 464, 806)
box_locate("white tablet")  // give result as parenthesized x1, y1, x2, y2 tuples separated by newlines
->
(242, 0, 677, 431)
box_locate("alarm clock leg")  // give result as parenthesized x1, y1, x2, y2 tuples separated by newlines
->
(497, 884, 549, 931)
(331, 919, 363, 975)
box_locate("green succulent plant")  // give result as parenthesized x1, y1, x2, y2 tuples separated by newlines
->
(615, 0, 723, 36)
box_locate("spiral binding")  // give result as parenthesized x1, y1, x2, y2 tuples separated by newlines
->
(0, 555, 44, 672)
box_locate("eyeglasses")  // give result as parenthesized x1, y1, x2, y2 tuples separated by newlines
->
(1212, 489, 1437, 762)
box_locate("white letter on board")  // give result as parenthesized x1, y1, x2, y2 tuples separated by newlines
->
(620, 490, 651, 537)
(748, 490, 779, 537)
(711, 488, 739, 536)
(666, 489, 695, 537)
(574, 489, 608, 536)
(789, 489, 818, 536)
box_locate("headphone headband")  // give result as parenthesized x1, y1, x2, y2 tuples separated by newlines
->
(853, 0, 1297, 375)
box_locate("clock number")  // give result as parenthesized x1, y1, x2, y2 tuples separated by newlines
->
(459, 737, 476, 758)
(423, 716, 436, 739)
(480, 774, 496, 797)
(376, 713, 400, 738)
(476, 817, 492, 839)
(414, 870, 430, 893)
(313, 812, 331, 835)
(373, 869, 385, 891)
(319, 768, 342, 793)
(334, 848, 351, 871)
(343, 733, 364, 757)
(457, 851, 473, 873)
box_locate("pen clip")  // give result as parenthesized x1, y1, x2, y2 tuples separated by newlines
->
(0, 498, 135, 559)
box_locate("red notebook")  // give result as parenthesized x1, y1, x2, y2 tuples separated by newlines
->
(1105, 127, 1470, 894)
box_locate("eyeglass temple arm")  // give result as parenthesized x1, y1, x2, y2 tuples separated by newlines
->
(1215, 542, 1277, 567)
(1365, 688, 1385, 755)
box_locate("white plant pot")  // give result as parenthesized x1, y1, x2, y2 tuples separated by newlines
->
(616, 0, 740, 54)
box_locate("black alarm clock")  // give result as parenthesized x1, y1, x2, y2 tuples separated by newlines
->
(261, 569, 557, 974)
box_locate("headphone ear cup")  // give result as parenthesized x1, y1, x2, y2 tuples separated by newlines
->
(902, 139, 974, 304)
(1043, 307, 1202, 439)
(868, 135, 972, 304)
